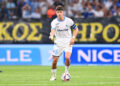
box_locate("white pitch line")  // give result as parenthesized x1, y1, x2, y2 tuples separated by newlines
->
(2, 76, 120, 82)
(0, 82, 120, 86)
(2, 74, 120, 78)
(72, 76, 120, 78)
(0, 80, 50, 82)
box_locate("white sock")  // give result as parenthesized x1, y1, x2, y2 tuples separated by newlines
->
(65, 66, 69, 73)
(51, 69, 57, 76)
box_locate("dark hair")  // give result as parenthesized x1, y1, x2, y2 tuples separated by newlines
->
(56, 5, 64, 11)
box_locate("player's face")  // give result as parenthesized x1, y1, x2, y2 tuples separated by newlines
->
(56, 10, 64, 18)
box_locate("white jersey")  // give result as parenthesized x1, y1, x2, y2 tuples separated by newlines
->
(51, 17, 76, 46)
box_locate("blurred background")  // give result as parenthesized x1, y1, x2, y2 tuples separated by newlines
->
(0, 0, 120, 20)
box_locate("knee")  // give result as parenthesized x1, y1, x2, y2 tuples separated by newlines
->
(53, 59, 58, 65)
(53, 60, 57, 64)
(65, 56, 70, 61)
(65, 54, 70, 59)
(65, 52, 71, 60)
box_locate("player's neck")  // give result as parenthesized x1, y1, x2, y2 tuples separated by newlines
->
(57, 16, 65, 21)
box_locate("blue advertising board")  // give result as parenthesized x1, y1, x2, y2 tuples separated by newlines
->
(0, 44, 64, 65)
(0, 46, 41, 65)
(1, 44, 120, 65)
(66, 45, 120, 65)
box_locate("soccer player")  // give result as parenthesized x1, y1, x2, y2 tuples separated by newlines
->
(49, 5, 79, 81)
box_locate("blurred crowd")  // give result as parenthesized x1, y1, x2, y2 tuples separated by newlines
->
(0, 0, 120, 20)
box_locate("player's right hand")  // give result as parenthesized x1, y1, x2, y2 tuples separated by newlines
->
(49, 35, 53, 40)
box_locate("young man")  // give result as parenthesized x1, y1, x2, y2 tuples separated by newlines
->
(49, 5, 79, 81)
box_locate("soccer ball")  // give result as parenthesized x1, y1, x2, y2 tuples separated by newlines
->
(61, 73, 71, 81)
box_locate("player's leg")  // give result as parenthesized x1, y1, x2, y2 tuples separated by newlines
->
(50, 56, 59, 81)
(50, 44, 63, 81)
(52, 56, 59, 75)
(65, 52, 71, 73)
(64, 45, 72, 74)
(52, 56, 59, 69)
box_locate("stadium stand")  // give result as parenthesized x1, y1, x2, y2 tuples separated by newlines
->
(0, 0, 120, 20)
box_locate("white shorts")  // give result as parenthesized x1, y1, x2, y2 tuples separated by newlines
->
(52, 44, 72, 56)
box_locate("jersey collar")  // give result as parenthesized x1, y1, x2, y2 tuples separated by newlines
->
(57, 16, 65, 22)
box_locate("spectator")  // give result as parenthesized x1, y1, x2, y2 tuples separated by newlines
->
(93, 5, 104, 18)
(116, 7, 120, 16)
(0, 2, 8, 19)
(72, 0, 83, 18)
(31, 8, 41, 19)
(6, 0, 16, 18)
(6, 0, 16, 10)
(47, 6, 56, 19)
(111, 5, 117, 16)
(116, 0, 120, 8)
(22, 4, 31, 18)
(104, 0, 113, 10)
(9, 11, 17, 19)
(0, 0, 6, 12)
(31, 0, 40, 12)
(68, 2, 74, 18)
(53, 0, 64, 7)
(83, 5, 94, 18)
(91, 0, 100, 9)
(40, 0, 49, 17)
(47, 0, 54, 6)
(85, 0, 91, 6)
(17, 0, 27, 18)
(25, 0, 33, 6)
(107, 10, 113, 18)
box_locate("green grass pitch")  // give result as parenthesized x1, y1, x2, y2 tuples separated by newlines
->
(0, 66, 120, 86)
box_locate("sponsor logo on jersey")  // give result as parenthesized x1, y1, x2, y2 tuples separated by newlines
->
(57, 29, 68, 31)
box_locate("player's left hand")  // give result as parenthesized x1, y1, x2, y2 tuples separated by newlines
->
(70, 38, 75, 45)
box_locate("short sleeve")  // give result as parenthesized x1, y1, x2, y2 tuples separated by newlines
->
(69, 19, 74, 26)
(69, 19, 77, 30)
(51, 20, 56, 30)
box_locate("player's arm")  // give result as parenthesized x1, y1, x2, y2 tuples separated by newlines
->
(49, 21, 56, 40)
(72, 27, 79, 39)
(49, 29, 55, 40)
(70, 24, 79, 45)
